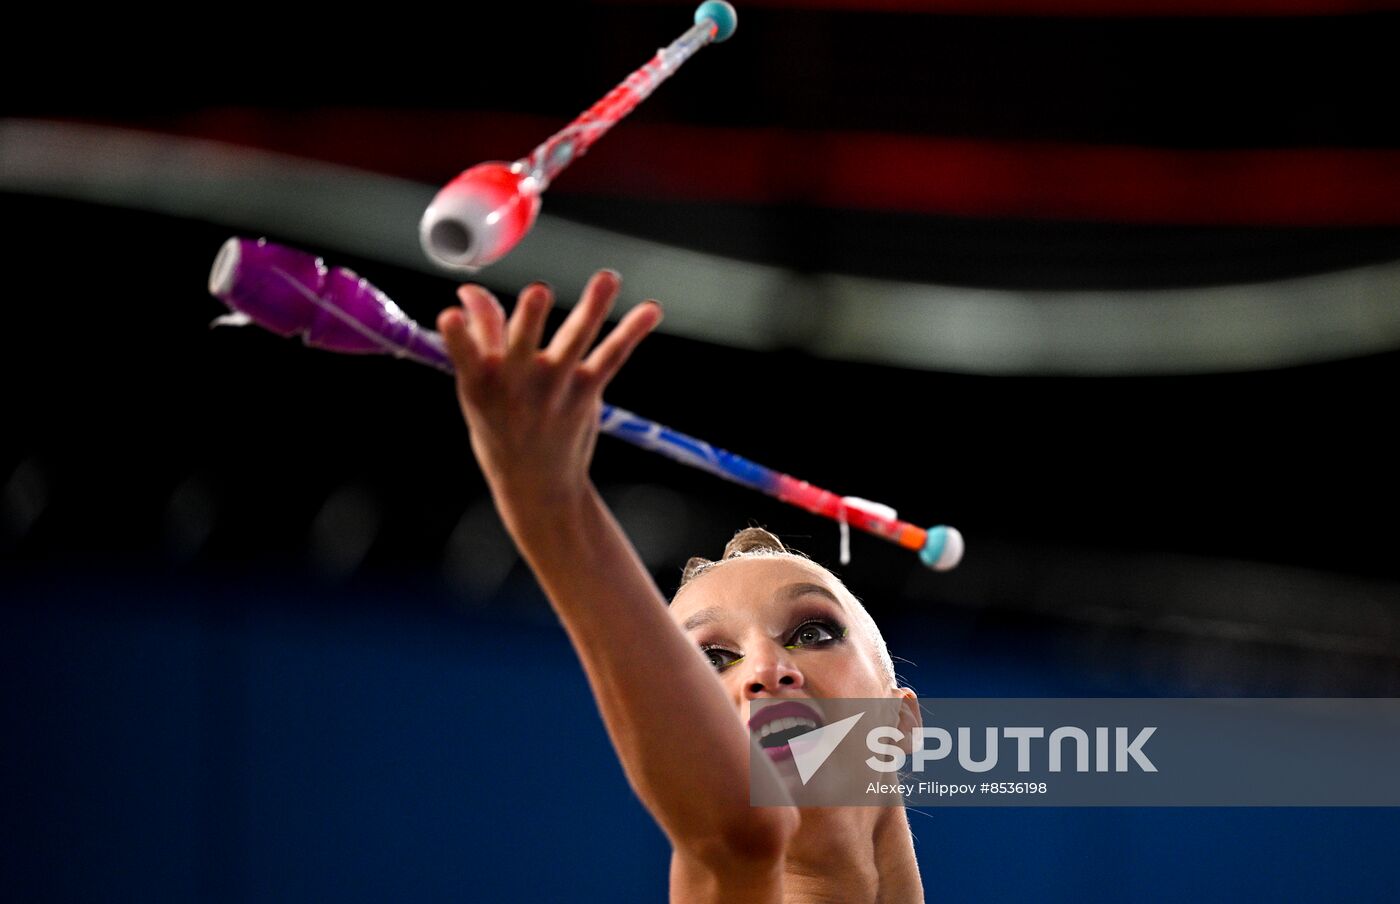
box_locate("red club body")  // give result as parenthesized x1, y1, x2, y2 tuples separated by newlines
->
(418, 162, 542, 272)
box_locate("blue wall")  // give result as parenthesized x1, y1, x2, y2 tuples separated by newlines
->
(4, 578, 1397, 903)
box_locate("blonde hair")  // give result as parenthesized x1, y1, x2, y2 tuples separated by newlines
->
(676, 527, 898, 691)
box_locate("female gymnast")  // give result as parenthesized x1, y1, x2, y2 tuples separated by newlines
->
(436, 270, 925, 903)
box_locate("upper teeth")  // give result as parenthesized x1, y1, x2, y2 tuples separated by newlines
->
(757, 716, 818, 738)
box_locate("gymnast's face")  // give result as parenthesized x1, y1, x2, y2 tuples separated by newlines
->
(670, 556, 897, 716)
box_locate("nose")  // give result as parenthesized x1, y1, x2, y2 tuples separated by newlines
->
(740, 641, 805, 698)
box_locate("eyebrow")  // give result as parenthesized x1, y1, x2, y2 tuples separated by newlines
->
(682, 607, 725, 631)
(779, 582, 845, 611)
(680, 582, 846, 632)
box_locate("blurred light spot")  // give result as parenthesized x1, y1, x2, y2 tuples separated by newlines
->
(443, 500, 516, 604)
(309, 485, 380, 580)
(2, 458, 48, 541)
(17, 120, 1400, 377)
(163, 475, 218, 560)
(604, 483, 692, 571)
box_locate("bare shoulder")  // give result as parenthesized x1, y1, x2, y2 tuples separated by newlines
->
(669, 844, 787, 904)
(663, 799, 799, 903)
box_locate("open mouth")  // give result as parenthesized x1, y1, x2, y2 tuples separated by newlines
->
(749, 700, 825, 762)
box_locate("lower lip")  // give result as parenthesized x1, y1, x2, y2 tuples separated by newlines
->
(762, 741, 795, 762)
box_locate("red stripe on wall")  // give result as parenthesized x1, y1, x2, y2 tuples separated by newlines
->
(96, 109, 1400, 226)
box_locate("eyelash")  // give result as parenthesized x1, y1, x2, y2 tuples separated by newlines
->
(699, 617, 849, 672)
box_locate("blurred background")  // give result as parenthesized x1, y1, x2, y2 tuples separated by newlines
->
(3, 1, 1399, 900)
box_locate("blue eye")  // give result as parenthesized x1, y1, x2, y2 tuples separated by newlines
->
(698, 618, 847, 671)
(785, 619, 847, 649)
(701, 645, 743, 671)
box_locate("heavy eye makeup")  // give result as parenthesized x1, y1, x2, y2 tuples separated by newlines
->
(697, 610, 849, 672)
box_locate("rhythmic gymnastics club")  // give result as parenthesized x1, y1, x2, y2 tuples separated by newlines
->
(208, 237, 965, 570)
(419, 1, 739, 273)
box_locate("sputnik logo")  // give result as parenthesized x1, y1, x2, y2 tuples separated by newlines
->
(751, 701, 864, 785)
(789, 714, 863, 784)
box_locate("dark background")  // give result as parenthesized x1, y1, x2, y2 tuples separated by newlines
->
(4, 2, 1399, 901)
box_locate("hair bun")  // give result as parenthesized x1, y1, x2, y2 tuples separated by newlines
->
(721, 526, 788, 559)
(677, 526, 807, 591)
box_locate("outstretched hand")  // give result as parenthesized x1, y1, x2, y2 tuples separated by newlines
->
(436, 269, 663, 512)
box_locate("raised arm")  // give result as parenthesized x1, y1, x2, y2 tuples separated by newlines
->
(437, 272, 798, 864)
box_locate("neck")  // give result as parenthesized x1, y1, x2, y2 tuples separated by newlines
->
(872, 807, 923, 903)
(782, 807, 922, 903)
